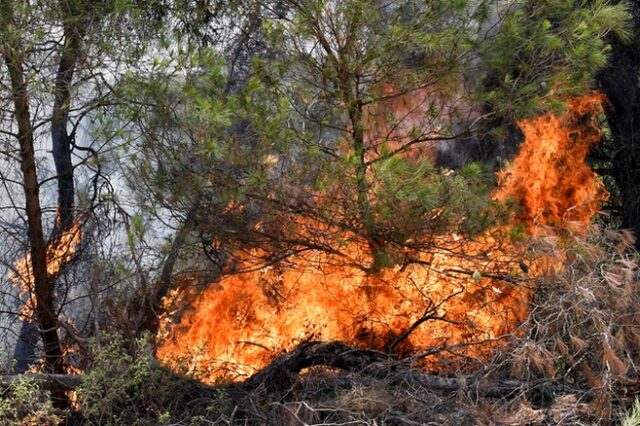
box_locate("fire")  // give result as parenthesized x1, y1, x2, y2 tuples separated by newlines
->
(495, 94, 606, 233)
(159, 236, 526, 381)
(11, 223, 82, 317)
(158, 94, 606, 383)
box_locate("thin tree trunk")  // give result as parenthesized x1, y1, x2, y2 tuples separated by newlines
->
(1, 0, 66, 377)
(141, 198, 201, 335)
(349, 100, 384, 269)
(51, 0, 86, 237)
(51, 20, 81, 237)
(11, 11, 83, 374)
(11, 322, 39, 373)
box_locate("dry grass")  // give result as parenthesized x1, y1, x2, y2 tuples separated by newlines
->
(489, 226, 640, 424)
(204, 364, 602, 425)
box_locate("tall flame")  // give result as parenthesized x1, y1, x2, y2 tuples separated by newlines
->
(495, 94, 606, 233)
(158, 94, 606, 383)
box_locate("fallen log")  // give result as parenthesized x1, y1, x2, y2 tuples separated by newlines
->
(239, 340, 390, 392)
(236, 341, 588, 402)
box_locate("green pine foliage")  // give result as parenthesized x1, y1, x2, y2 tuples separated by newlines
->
(480, 0, 631, 120)
(371, 157, 504, 241)
(104, 0, 631, 271)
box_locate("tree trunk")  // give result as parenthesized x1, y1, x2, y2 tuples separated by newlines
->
(51, 20, 81, 238)
(1, 0, 66, 377)
(10, 10, 83, 374)
(349, 99, 385, 269)
(140, 199, 202, 336)
(11, 323, 39, 373)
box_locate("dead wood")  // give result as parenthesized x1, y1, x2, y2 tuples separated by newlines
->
(239, 340, 389, 393)
(234, 340, 586, 404)
(0, 341, 588, 407)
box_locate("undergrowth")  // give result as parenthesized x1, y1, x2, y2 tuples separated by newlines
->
(495, 226, 640, 424)
(0, 375, 61, 425)
(3, 226, 640, 425)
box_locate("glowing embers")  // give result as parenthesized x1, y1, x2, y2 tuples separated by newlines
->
(157, 94, 607, 383)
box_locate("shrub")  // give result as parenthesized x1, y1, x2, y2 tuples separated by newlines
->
(0, 376, 62, 426)
(77, 333, 178, 425)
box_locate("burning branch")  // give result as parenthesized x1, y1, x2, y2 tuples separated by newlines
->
(386, 299, 452, 354)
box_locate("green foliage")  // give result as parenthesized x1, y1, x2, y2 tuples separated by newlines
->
(245, 0, 509, 265)
(371, 157, 505, 241)
(76, 333, 238, 425)
(0, 377, 61, 426)
(480, 0, 631, 120)
(100, 0, 630, 276)
(77, 334, 174, 425)
(113, 43, 290, 214)
(621, 398, 640, 426)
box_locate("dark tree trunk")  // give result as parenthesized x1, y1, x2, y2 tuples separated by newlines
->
(0, 11, 66, 376)
(11, 323, 39, 373)
(598, 2, 640, 248)
(140, 199, 202, 336)
(10, 13, 83, 374)
(349, 100, 383, 266)
(51, 21, 81, 237)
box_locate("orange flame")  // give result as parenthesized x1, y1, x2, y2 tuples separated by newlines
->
(10, 224, 82, 318)
(495, 94, 606, 233)
(158, 94, 606, 383)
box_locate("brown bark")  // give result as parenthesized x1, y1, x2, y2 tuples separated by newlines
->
(1, 0, 66, 376)
(241, 341, 389, 393)
(12, 1, 84, 377)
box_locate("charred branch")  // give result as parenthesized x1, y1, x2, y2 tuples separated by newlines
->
(235, 340, 583, 401)
(240, 341, 389, 393)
